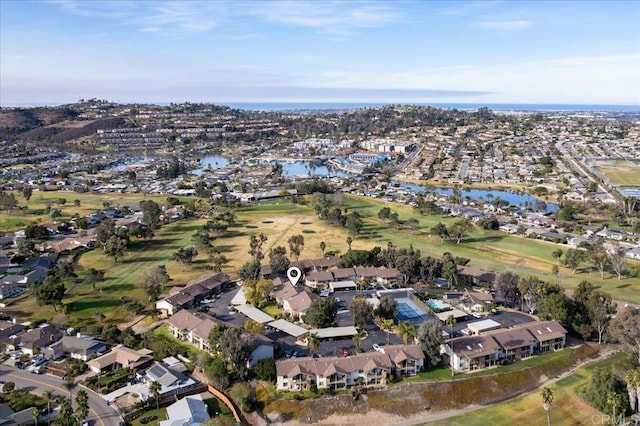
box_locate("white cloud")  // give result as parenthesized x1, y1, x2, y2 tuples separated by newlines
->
(248, 1, 400, 38)
(475, 19, 533, 31)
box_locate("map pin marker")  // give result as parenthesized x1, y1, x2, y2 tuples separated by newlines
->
(287, 266, 302, 286)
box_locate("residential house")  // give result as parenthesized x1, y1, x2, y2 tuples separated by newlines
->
(167, 310, 274, 366)
(5, 324, 64, 355)
(159, 394, 210, 426)
(377, 344, 425, 377)
(522, 321, 567, 352)
(443, 334, 501, 372)
(276, 344, 425, 391)
(43, 335, 108, 361)
(461, 289, 494, 312)
(442, 320, 568, 372)
(283, 290, 318, 321)
(87, 345, 154, 373)
(156, 272, 229, 316)
(491, 328, 536, 362)
(456, 266, 497, 287)
(0, 320, 28, 352)
(0, 283, 27, 300)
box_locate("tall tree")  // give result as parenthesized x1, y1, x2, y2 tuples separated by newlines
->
(22, 185, 33, 202)
(304, 298, 338, 328)
(104, 235, 127, 263)
(349, 298, 373, 329)
(589, 240, 609, 280)
(449, 218, 473, 244)
(352, 330, 366, 352)
(537, 293, 569, 325)
(84, 268, 105, 292)
(248, 233, 268, 263)
(268, 246, 290, 275)
(541, 386, 554, 426)
(43, 391, 55, 426)
(609, 243, 627, 280)
(140, 200, 162, 229)
(395, 321, 417, 345)
(588, 291, 617, 344)
(346, 236, 353, 251)
(417, 319, 443, 369)
(287, 234, 305, 261)
(430, 222, 449, 243)
(63, 376, 76, 404)
(32, 273, 65, 311)
(495, 271, 521, 307)
(149, 380, 162, 411)
(75, 390, 89, 424)
(138, 265, 170, 302)
(624, 368, 640, 413)
(173, 246, 198, 271)
(319, 241, 326, 256)
(307, 332, 320, 355)
(441, 252, 458, 289)
(610, 306, 640, 363)
(219, 327, 252, 378)
(375, 297, 397, 320)
(381, 319, 395, 345)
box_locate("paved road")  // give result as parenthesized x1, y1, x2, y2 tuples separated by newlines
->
(0, 364, 122, 426)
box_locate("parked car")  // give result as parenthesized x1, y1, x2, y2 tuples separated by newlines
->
(372, 343, 381, 352)
(461, 328, 471, 336)
(341, 348, 349, 357)
(319, 290, 330, 297)
(472, 312, 482, 319)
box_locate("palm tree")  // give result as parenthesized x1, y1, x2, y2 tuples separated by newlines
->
(625, 368, 640, 413)
(149, 380, 162, 412)
(63, 376, 76, 406)
(395, 321, 417, 345)
(541, 386, 554, 426)
(32, 408, 39, 426)
(381, 319, 395, 345)
(356, 277, 366, 293)
(446, 315, 457, 377)
(352, 330, 366, 352)
(75, 390, 89, 424)
(346, 236, 353, 251)
(43, 391, 55, 426)
(319, 241, 326, 256)
(307, 333, 320, 355)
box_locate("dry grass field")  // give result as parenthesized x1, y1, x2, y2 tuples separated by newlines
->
(598, 165, 640, 186)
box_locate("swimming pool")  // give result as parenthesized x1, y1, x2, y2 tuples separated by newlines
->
(425, 299, 451, 311)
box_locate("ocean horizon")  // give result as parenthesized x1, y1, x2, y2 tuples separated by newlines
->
(220, 102, 640, 113)
(3, 101, 639, 113)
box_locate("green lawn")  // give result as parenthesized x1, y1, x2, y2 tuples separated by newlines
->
(129, 407, 167, 426)
(341, 195, 640, 304)
(429, 352, 628, 426)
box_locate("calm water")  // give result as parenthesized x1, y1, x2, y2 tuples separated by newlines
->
(195, 155, 349, 177)
(223, 102, 640, 113)
(393, 181, 558, 212)
(195, 155, 557, 211)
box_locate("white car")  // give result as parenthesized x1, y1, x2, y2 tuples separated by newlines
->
(472, 312, 483, 319)
(372, 343, 381, 352)
(319, 290, 330, 297)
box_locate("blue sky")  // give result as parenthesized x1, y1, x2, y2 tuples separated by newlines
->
(1, 0, 639, 105)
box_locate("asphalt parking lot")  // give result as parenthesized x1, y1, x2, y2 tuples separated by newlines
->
(205, 286, 536, 360)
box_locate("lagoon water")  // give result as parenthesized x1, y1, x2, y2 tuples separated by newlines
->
(195, 155, 348, 177)
(393, 181, 558, 212)
(195, 155, 557, 212)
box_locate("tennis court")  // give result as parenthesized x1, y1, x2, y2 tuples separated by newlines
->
(395, 298, 428, 324)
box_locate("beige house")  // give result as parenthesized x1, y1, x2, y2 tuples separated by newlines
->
(276, 344, 424, 391)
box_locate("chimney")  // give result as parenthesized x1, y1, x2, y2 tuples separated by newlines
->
(12, 317, 17, 324)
